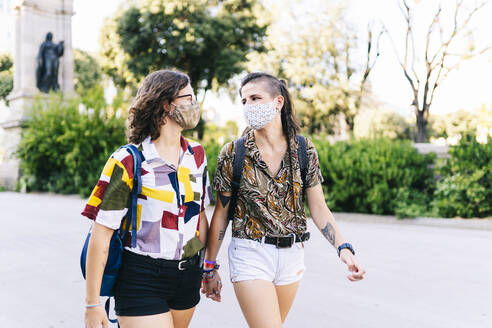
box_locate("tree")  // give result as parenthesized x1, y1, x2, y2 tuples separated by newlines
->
(246, 1, 382, 137)
(100, 0, 267, 139)
(73, 49, 102, 95)
(386, 0, 490, 142)
(0, 53, 13, 105)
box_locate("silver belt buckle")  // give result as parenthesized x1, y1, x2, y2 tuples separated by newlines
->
(277, 233, 296, 248)
(178, 260, 187, 271)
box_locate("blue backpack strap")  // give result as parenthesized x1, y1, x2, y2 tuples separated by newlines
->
(120, 144, 144, 248)
(296, 135, 308, 199)
(228, 137, 246, 221)
(104, 298, 119, 325)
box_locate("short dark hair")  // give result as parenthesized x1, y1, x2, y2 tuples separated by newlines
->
(127, 70, 190, 144)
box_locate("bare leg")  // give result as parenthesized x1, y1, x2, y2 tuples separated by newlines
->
(233, 280, 282, 328)
(118, 312, 173, 328)
(170, 307, 196, 328)
(275, 281, 300, 323)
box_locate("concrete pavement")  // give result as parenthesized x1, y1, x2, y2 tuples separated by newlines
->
(1, 192, 491, 327)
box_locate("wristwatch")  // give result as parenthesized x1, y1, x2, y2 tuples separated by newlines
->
(337, 243, 355, 257)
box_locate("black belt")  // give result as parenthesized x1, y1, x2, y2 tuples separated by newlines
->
(123, 250, 201, 271)
(264, 232, 310, 248)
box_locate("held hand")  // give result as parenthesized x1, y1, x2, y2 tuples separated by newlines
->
(85, 306, 108, 328)
(201, 270, 222, 302)
(339, 249, 366, 282)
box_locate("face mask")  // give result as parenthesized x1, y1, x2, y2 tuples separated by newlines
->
(243, 101, 279, 130)
(169, 101, 201, 130)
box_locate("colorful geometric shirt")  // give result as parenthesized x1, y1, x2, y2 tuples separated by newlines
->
(82, 136, 212, 260)
(213, 131, 323, 240)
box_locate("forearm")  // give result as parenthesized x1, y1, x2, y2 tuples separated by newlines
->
(198, 210, 209, 246)
(311, 204, 345, 249)
(306, 185, 346, 249)
(85, 222, 113, 304)
(205, 194, 230, 262)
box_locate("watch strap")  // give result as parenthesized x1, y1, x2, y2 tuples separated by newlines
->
(337, 242, 355, 257)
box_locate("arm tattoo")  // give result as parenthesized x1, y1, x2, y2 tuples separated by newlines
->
(321, 222, 336, 246)
(218, 230, 226, 241)
(219, 194, 231, 208)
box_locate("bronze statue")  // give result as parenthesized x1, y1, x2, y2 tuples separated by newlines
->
(36, 32, 64, 93)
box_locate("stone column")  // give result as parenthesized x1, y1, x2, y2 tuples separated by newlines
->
(0, 0, 74, 188)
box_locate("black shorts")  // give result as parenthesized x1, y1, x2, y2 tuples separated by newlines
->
(114, 251, 202, 316)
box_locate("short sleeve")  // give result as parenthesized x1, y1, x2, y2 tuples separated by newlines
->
(213, 141, 234, 193)
(81, 149, 133, 230)
(304, 138, 324, 188)
(201, 153, 213, 210)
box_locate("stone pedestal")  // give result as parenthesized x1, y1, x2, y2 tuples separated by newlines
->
(0, 0, 74, 188)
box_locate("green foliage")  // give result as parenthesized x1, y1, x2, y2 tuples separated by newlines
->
(203, 140, 225, 204)
(0, 71, 13, 104)
(312, 137, 436, 215)
(101, 0, 267, 92)
(394, 188, 437, 219)
(247, 2, 372, 135)
(433, 136, 492, 218)
(0, 53, 13, 72)
(17, 92, 126, 197)
(202, 120, 239, 144)
(430, 110, 478, 139)
(354, 109, 411, 140)
(0, 53, 13, 104)
(74, 49, 102, 95)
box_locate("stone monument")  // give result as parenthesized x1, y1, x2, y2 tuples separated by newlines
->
(0, 0, 74, 188)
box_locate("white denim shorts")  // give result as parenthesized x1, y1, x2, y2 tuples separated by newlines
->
(228, 237, 306, 286)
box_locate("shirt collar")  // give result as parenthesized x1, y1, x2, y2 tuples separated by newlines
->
(141, 135, 194, 164)
(244, 130, 299, 152)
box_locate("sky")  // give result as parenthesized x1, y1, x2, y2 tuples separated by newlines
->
(71, 0, 492, 124)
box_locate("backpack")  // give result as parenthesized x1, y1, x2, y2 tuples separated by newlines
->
(80, 144, 144, 325)
(227, 135, 308, 220)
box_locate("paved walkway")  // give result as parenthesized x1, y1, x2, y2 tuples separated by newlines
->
(1, 192, 491, 327)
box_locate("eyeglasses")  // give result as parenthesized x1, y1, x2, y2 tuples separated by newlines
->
(174, 94, 196, 104)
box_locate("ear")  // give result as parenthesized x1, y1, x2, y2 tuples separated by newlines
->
(276, 95, 285, 111)
(163, 100, 174, 113)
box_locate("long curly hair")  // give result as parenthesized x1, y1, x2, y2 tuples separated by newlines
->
(127, 70, 190, 144)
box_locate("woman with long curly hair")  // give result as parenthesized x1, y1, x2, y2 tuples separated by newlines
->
(82, 70, 212, 328)
(202, 72, 366, 327)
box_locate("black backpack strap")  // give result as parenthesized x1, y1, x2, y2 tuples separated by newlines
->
(296, 135, 308, 200)
(228, 137, 246, 221)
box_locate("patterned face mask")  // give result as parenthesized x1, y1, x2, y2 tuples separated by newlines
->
(169, 101, 201, 130)
(243, 101, 279, 130)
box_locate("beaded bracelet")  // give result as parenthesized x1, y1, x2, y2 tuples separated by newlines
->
(203, 271, 215, 280)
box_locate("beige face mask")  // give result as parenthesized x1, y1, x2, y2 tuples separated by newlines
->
(169, 101, 201, 130)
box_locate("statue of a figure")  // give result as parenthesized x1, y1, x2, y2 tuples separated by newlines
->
(36, 32, 64, 93)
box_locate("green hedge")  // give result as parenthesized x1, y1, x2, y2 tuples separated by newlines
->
(203, 140, 225, 205)
(17, 95, 491, 219)
(433, 136, 492, 218)
(312, 137, 436, 215)
(17, 93, 126, 196)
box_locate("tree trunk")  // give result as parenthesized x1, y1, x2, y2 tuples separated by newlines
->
(416, 109, 428, 142)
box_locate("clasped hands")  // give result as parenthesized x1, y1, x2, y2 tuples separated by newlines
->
(201, 270, 222, 302)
